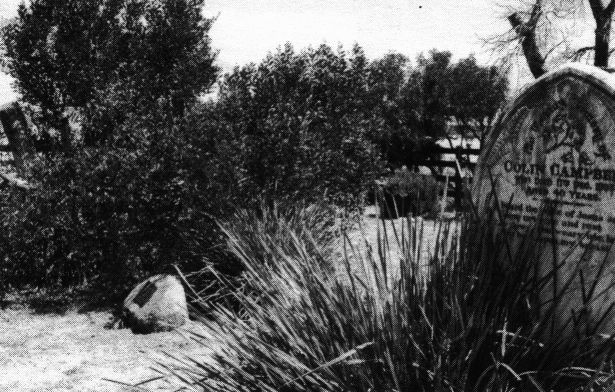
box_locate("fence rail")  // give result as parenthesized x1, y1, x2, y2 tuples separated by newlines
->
(409, 146, 481, 210)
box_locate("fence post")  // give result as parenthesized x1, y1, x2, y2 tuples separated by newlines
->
(454, 170, 462, 211)
(453, 149, 464, 211)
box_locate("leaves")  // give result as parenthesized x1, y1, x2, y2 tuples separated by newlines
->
(2, 0, 219, 146)
(209, 43, 386, 212)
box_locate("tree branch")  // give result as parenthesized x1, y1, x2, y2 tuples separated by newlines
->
(0, 171, 33, 190)
(508, 0, 547, 78)
(588, 0, 615, 67)
(528, 0, 543, 26)
(588, 0, 605, 20)
(571, 45, 596, 61)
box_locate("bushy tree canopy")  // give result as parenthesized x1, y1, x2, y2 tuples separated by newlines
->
(0, 0, 221, 295)
(364, 50, 508, 167)
(0, 4, 508, 298)
(402, 50, 509, 144)
(207, 44, 386, 209)
(2, 0, 218, 148)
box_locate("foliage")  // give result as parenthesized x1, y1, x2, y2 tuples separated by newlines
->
(362, 50, 507, 169)
(201, 45, 506, 210)
(0, 110, 239, 298)
(220, 204, 341, 270)
(488, 0, 615, 73)
(207, 44, 386, 211)
(0, 132, 175, 293)
(0, 11, 504, 303)
(401, 50, 508, 145)
(0, 0, 221, 297)
(376, 168, 443, 218)
(2, 0, 218, 148)
(157, 206, 615, 391)
(363, 52, 429, 169)
(447, 56, 509, 144)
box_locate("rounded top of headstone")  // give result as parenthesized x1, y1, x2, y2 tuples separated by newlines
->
(472, 60, 615, 263)
(511, 63, 615, 106)
(474, 63, 615, 213)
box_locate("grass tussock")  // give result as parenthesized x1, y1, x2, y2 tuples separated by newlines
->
(157, 204, 615, 391)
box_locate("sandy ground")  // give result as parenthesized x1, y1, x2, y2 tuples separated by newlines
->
(0, 307, 215, 392)
(338, 206, 461, 282)
(0, 207, 459, 392)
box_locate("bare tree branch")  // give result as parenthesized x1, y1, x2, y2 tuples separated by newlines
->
(570, 45, 596, 61)
(588, 0, 605, 19)
(0, 171, 33, 190)
(508, 0, 548, 78)
(543, 36, 569, 59)
(587, 0, 615, 66)
(529, 0, 544, 24)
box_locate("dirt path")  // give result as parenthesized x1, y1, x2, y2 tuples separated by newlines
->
(0, 307, 214, 391)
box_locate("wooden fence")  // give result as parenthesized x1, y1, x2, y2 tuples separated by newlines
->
(408, 145, 481, 210)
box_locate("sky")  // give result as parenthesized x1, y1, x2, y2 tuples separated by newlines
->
(0, 0, 523, 103)
(200, 0, 510, 70)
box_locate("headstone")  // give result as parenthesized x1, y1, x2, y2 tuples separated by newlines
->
(122, 274, 188, 334)
(473, 64, 615, 333)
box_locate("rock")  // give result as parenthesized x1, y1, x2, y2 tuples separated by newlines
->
(122, 274, 188, 333)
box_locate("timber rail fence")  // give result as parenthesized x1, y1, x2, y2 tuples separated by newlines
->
(408, 145, 480, 211)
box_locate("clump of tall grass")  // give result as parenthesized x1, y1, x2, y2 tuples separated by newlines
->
(157, 203, 615, 391)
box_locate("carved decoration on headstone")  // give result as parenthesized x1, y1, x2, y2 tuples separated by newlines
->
(473, 64, 615, 333)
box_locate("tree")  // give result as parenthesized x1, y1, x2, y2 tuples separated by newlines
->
(402, 51, 454, 139)
(507, 0, 548, 78)
(0, 0, 220, 295)
(492, 0, 615, 78)
(399, 50, 508, 147)
(209, 43, 385, 210)
(347, 50, 507, 170)
(447, 56, 509, 146)
(2, 0, 218, 150)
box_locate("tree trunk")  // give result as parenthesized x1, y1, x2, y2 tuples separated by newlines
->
(589, 0, 615, 68)
(509, 12, 547, 78)
(0, 102, 35, 176)
(59, 115, 72, 153)
(594, 15, 612, 67)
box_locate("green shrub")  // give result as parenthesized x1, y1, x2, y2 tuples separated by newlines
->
(0, 147, 178, 294)
(156, 207, 615, 391)
(209, 44, 386, 212)
(0, 117, 237, 298)
(376, 167, 443, 218)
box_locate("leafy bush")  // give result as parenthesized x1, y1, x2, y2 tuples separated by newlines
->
(0, 115, 238, 298)
(0, 44, 391, 298)
(156, 207, 615, 391)
(0, 0, 223, 298)
(376, 167, 443, 218)
(3, 0, 218, 147)
(208, 44, 385, 211)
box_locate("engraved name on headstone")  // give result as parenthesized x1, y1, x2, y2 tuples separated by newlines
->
(473, 64, 615, 331)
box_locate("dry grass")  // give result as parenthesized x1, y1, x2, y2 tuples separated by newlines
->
(339, 205, 460, 283)
(154, 203, 615, 391)
(0, 207, 400, 392)
(0, 305, 218, 391)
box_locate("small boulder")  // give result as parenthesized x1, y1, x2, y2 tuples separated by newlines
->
(123, 274, 188, 333)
